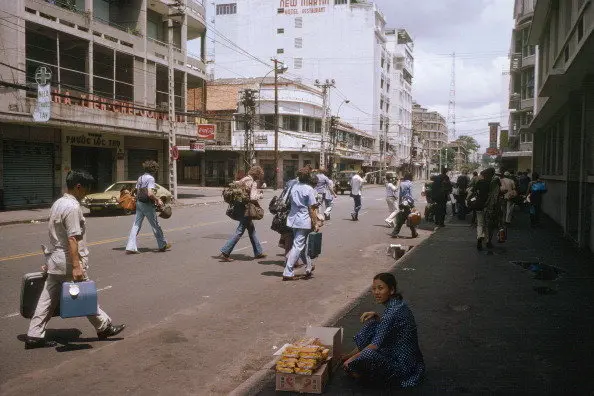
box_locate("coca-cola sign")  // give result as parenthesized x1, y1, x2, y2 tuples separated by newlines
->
(197, 124, 216, 140)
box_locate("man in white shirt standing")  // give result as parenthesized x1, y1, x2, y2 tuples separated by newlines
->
(350, 170, 365, 221)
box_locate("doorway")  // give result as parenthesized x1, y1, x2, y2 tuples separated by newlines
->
(71, 146, 114, 192)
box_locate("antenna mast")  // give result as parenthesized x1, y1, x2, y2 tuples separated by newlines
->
(447, 52, 456, 141)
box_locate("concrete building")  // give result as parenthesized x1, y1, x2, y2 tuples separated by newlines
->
(211, 0, 396, 168)
(0, 0, 207, 209)
(528, 0, 594, 250)
(189, 77, 374, 186)
(412, 102, 448, 174)
(385, 28, 414, 170)
(504, 0, 536, 172)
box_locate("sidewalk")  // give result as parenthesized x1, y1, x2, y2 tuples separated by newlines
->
(257, 210, 594, 395)
(0, 185, 385, 226)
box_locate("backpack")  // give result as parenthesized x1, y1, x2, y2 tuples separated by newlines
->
(222, 181, 249, 204)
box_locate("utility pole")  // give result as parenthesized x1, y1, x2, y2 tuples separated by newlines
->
(166, 6, 183, 200)
(380, 120, 388, 182)
(314, 79, 335, 169)
(272, 58, 281, 190)
(241, 88, 258, 172)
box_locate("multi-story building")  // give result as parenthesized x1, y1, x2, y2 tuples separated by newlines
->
(211, 0, 392, 166)
(528, 0, 594, 250)
(412, 102, 448, 174)
(385, 28, 414, 170)
(189, 77, 374, 186)
(0, 0, 207, 209)
(504, 0, 536, 171)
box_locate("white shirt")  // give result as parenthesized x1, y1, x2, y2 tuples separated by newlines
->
(46, 193, 89, 275)
(350, 174, 364, 196)
(286, 182, 317, 229)
(385, 182, 398, 199)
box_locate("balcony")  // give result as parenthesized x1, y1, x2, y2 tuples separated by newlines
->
(510, 53, 522, 72)
(186, 0, 207, 32)
(509, 92, 521, 110)
(522, 53, 535, 68)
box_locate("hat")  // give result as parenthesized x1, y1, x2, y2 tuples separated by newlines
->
(504, 171, 511, 177)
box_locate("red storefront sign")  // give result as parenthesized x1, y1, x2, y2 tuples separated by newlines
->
(197, 124, 216, 140)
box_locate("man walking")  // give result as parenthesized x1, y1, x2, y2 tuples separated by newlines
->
(500, 171, 517, 225)
(350, 170, 365, 221)
(125, 160, 171, 254)
(315, 167, 337, 220)
(25, 170, 125, 349)
(431, 168, 452, 227)
(455, 170, 470, 220)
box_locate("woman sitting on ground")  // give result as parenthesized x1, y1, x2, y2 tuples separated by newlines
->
(342, 273, 425, 388)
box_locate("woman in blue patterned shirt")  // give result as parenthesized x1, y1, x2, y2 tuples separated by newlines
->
(342, 273, 425, 388)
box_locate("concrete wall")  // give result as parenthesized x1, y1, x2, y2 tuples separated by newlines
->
(541, 179, 566, 227)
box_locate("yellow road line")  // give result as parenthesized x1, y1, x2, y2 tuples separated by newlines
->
(0, 220, 227, 263)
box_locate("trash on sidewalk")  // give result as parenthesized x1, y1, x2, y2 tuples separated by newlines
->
(386, 244, 410, 260)
(510, 261, 566, 281)
(274, 327, 342, 394)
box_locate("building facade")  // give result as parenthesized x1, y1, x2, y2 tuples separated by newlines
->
(504, 0, 536, 171)
(385, 29, 414, 170)
(412, 103, 448, 174)
(211, 0, 395, 166)
(0, 0, 207, 209)
(191, 78, 374, 187)
(528, 0, 594, 251)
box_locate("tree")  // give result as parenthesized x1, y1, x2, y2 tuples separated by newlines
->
(431, 147, 455, 172)
(456, 135, 480, 154)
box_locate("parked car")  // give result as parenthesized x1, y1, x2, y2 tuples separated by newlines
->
(81, 181, 172, 214)
(333, 170, 359, 195)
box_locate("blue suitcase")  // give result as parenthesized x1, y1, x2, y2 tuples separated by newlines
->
(307, 232, 322, 259)
(60, 281, 98, 318)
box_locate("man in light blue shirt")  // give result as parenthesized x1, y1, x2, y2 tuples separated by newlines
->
(315, 168, 337, 220)
(284, 167, 319, 280)
(350, 170, 365, 221)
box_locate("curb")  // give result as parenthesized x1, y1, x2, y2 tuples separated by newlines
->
(228, 231, 435, 396)
(0, 199, 227, 227)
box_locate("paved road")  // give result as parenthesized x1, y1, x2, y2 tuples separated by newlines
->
(0, 183, 428, 395)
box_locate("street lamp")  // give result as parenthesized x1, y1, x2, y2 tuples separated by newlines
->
(330, 99, 349, 175)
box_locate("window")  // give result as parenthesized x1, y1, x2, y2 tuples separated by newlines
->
(522, 69, 535, 99)
(282, 115, 299, 131)
(386, 103, 390, 112)
(315, 119, 322, 133)
(216, 3, 237, 15)
(379, 117, 383, 130)
(277, 28, 284, 34)
(277, 48, 284, 54)
(379, 98, 384, 110)
(380, 78, 384, 89)
(302, 117, 313, 132)
(277, 8, 284, 13)
(381, 57, 385, 68)
(295, 17, 302, 28)
(294, 57, 302, 69)
(335, 0, 348, 4)
(295, 37, 303, 48)
(262, 114, 275, 130)
(235, 119, 245, 130)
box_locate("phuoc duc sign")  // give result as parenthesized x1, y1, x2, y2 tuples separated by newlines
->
(279, 0, 329, 15)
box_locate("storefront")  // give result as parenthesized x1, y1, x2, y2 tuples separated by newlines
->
(124, 136, 165, 185)
(0, 124, 59, 209)
(63, 131, 124, 193)
(128, 148, 159, 181)
(205, 150, 238, 187)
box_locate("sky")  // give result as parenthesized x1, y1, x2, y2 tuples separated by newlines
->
(374, 0, 514, 152)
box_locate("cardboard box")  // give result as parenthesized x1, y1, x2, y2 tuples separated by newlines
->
(275, 327, 343, 393)
(275, 362, 329, 394)
(306, 326, 343, 369)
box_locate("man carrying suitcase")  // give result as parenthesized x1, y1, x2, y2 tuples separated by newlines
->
(25, 170, 125, 349)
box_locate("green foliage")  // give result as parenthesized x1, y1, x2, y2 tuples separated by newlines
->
(456, 135, 480, 153)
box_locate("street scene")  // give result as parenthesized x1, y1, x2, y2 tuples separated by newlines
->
(1, 0, 594, 395)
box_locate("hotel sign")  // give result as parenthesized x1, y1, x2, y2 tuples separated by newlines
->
(279, 0, 329, 15)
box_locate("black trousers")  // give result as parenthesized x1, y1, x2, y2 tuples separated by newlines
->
(435, 200, 447, 226)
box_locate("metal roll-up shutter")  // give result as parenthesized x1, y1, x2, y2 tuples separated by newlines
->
(3, 140, 54, 208)
(127, 149, 158, 180)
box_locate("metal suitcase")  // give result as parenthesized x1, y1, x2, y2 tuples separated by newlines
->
(20, 272, 59, 319)
(60, 281, 98, 318)
(307, 232, 323, 259)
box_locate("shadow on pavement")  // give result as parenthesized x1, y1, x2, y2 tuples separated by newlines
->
(261, 271, 283, 278)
